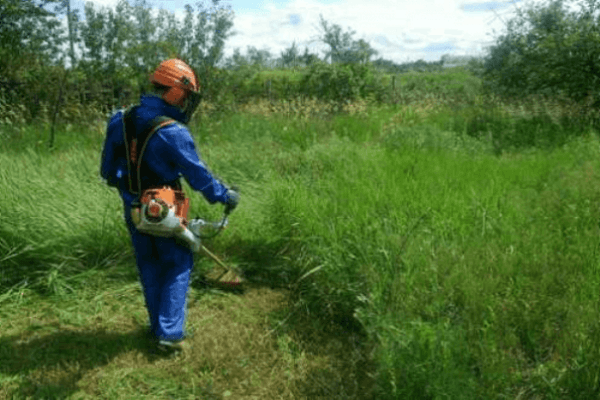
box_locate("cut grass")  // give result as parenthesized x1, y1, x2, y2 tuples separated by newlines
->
(0, 276, 375, 399)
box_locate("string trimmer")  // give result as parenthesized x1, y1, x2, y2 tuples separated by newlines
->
(131, 188, 243, 288)
(186, 210, 244, 288)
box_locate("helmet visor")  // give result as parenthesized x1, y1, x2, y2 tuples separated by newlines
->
(183, 90, 202, 123)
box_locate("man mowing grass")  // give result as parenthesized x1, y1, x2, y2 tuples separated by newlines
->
(100, 58, 240, 355)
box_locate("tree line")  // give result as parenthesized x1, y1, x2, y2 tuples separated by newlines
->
(484, 0, 600, 110)
(1, 0, 394, 118)
(1, 0, 238, 114)
(0, 0, 472, 120)
(2, 0, 598, 124)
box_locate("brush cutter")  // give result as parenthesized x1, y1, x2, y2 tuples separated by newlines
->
(132, 194, 243, 287)
(187, 211, 244, 288)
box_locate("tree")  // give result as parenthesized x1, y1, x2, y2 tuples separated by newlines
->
(441, 54, 478, 67)
(130, 0, 159, 73)
(372, 57, 401, 73)
(0, 0, 67, 72)
(483, 0, 600, 104)
(300, 47, 320, 66)
(280, 41, 299, 68)
(171, 0, 235, 98)
(153, 9, 178, 60)
(247, 46, 273, 68)
(1, 0, 237, 118)
(170, 1, 235, 71)
(0, 0, 69, 122)
(105, 1, 136, 71)
(102, 1, 137, 106)
(317, 14, 355, 63)
(223, 47, 249, 69)
(317, 15, 377, 64)
(55, 0, 78, 66)
(205, 1, 234, 68)
(348, 39, 378, 64)
(0, 0, 59, 56)
(80, 2, 106, 68)
(300, 60, 375, 103)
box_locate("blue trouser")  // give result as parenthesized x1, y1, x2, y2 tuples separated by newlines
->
(124, 202, 194, 341)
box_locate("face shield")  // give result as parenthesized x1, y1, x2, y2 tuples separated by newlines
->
(182, 90, 202, 124)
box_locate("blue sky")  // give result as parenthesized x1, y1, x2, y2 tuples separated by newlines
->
(67, 0, 532, 63)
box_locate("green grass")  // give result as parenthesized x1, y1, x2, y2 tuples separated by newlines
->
(2, 103, 600, 398)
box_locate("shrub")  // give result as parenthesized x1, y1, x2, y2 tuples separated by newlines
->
(300, 62, 382, 104)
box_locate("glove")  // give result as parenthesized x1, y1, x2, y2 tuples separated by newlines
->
(224, 187, 240, 215)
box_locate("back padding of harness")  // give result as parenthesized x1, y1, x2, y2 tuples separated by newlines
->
(122, 106, 177, 194)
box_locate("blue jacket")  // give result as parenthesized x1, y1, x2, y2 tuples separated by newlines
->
(101, 94, 231, 207)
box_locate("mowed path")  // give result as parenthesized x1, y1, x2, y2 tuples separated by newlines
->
(0, 280, 375, 399)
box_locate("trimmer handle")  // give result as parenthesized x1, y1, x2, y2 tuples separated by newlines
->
(224, 186, 240, 215)
(188, 212, 228, 239)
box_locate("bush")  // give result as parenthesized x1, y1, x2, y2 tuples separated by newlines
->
(300, 62, 382, 104)
(483, 0, 600, 106)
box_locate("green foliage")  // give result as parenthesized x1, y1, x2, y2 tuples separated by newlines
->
(426, 98, 594, 153)
(0, 0, 66, 73)
(388, 67, 482, 105)
(246, 70, 303, 100)
(279, 41, 300, 69)
(484, 0, 600, 106)
(317, 15, 378, 64)
(0, 0, 238, 122)
(0, 0, 488, 124)
(0, 0, 69, 124)
(300, 62, 380, 103)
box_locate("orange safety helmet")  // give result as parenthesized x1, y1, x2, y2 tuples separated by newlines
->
(150, 58, 201, 123)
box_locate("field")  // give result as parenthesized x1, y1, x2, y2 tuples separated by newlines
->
(2, 73, 600, 398)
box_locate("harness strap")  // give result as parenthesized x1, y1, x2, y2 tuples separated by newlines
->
(122, 106, 177, 194)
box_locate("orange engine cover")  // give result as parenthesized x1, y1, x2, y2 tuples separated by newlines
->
(140, 187, 190, 220)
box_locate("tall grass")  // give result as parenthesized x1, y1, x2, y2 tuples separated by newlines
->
(0, 145, 130, 295)
(251, 126, 600, 398)
(2, 99, 600, 398)
(195, 106, 600, 397)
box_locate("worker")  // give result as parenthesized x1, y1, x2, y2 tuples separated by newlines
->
(100, 58, 239, 354)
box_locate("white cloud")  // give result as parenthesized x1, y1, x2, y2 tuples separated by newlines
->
(80, 0, 544, 63)
(225, 0, 525, 62)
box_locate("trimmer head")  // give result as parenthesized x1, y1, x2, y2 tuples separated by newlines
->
(200, 244, 245, 291)
(203, 267, 245, 291)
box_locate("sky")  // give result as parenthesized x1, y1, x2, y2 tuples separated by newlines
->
(63, 0, 531, 64)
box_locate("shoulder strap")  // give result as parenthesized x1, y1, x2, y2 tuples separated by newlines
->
(122, 107, 177, 194)
(122, 106, 138, 193)
(135, 116, 177, 194)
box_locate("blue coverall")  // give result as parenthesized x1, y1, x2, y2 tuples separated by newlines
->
(100, 94, 231, 342)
